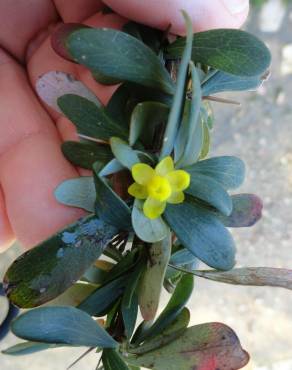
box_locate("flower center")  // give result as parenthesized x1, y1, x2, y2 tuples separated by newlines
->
(147, 175, 171, 202)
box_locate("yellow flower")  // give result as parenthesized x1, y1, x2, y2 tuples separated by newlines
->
(128, 157, 190, 219)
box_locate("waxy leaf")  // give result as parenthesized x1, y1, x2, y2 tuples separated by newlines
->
(2, 342, 64, 356)
(192, 267, 292, 290)
(129, 102, 169, 147)
(102, 349, 130, 370)
(218, 194, 263, 228)
(62, 141, 113, 170)
(185, 156, 245, 190)
(170, 249, 198, 267)
(122, 292, 139, 339)
(0, 283, 19, 341)
(99, 159, 125, 176)
(128, 322, 249, 370)
(176, 63, 202, 167)
(55, 177, 96, 212)
(139, 233, 171, 321)
(202, 70, 266, 96)
(66, 28, 174, 94)
(167, 29, 271, 77)
(132, 199, 169, 243)
(137, 274, 193, 343)
(78, 275, 129, 316)
(94, 165, 132, 230)
(4, 215, 117, 308)
(36, 71, 100, 113)
(186, 173, 232, 216)
(160, 12, 193, 159)
(11, 306, 117, 348)
(164, 199, 236, 270)
(58, 94, 127, 142)
(110, 137, 140, 169)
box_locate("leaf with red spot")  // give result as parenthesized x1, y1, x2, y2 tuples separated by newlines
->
(126, 322, 249, 370)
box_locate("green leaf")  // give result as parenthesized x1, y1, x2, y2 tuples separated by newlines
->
(186, 173, 232, 216)
(185, 156, 245, 190)
(93, 164, 132, 230)
(58, 94, 127, 142)
(62, 141, 113, 170)
(122, 258, 145, 309)
(102, 348, 130, 370)
(160, 12, 193, 159)
(190, 267, 292, 290)
(66, 28, 174, 94)
(135, 274, 193, 343)
(129, 102, 169, 147)
(78, 275, 128, 316)
(139, 233, 171, 321)
(4, 215, 117, 308)
(11, 306, 117, 348)
(199, 121, 210, 159)
(122, 292, 139, 339)
(110, 137, 140, 169)
(132, 199, 169, 243)
(202, 70, 266, 96)
(127, 322, 249, 370)
(130, 308, 190, 355)
(217, 193, 263, 228)
(164, 199, 236, 270)
(45, 282, 97, 307)
(36, 71, 100, 113)
(2, 342, 64, 356)
(176, 63, 202, 167)
(167, 29, 271, 77)
(55, 177, 96, 212)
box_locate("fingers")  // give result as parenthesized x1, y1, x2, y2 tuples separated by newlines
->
(102, 0, 249, 34)
(0, 49, 84, 249)
(0, 0, 58, 61)
(53, 0, 104, 22)
(0, 186, 15, 252)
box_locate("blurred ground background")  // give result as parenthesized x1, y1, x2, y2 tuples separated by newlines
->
(1, 0, 292, 369)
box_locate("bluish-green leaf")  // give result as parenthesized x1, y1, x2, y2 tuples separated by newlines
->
(129, 102, 169, 147)
(66, 28, 174, 94)
(0, 283, 19, 341)
(122, 292, 139, 339)
(11, 306, 117, 348)
(55, 177, 96, 212)
(62, 141, 113, 170)
(110, 137, 140, 169)
(132, 199, 169, 243)
(139, 233, 171, 321)
(2, 342, 64, 356)
(160, 12, 193, 159)
(176, 63, 202, 167)
(136, 274, 193, 343)
(164, 199, 236, 270)
(185, 156, 245, 190)
(167, 29, 271, 77)
(4, 215, 116, 308)
(94, 164, 132, 230)
(217, 193, 263, 228)
(170, 249, 198, 267)
(102, 348, 130, 370)
(186, 173, 232, 216)
(58, 94, 127, 141)
(78, 275, 128, 316)
(202, 70, 265, 96)
(99, 159, 125, 177)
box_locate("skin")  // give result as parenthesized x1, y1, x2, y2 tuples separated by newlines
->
(0, 0, 249, 251)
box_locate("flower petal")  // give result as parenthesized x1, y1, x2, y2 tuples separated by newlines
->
(155, 156, 174, 176)
(147, 176, 172, 202)
(165, 170, 190, 192)
(128, 183, 148, 199)
(167, 191, 185, 204)
(143, 197, 166, 219)
(132, 163, 155, 185)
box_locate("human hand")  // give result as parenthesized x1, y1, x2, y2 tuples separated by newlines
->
(0, 0, 249, 251)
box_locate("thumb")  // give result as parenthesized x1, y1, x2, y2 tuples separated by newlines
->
(102, 0, 249, 34)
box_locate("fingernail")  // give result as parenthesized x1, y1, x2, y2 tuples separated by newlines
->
(222, 0, 249, 15)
